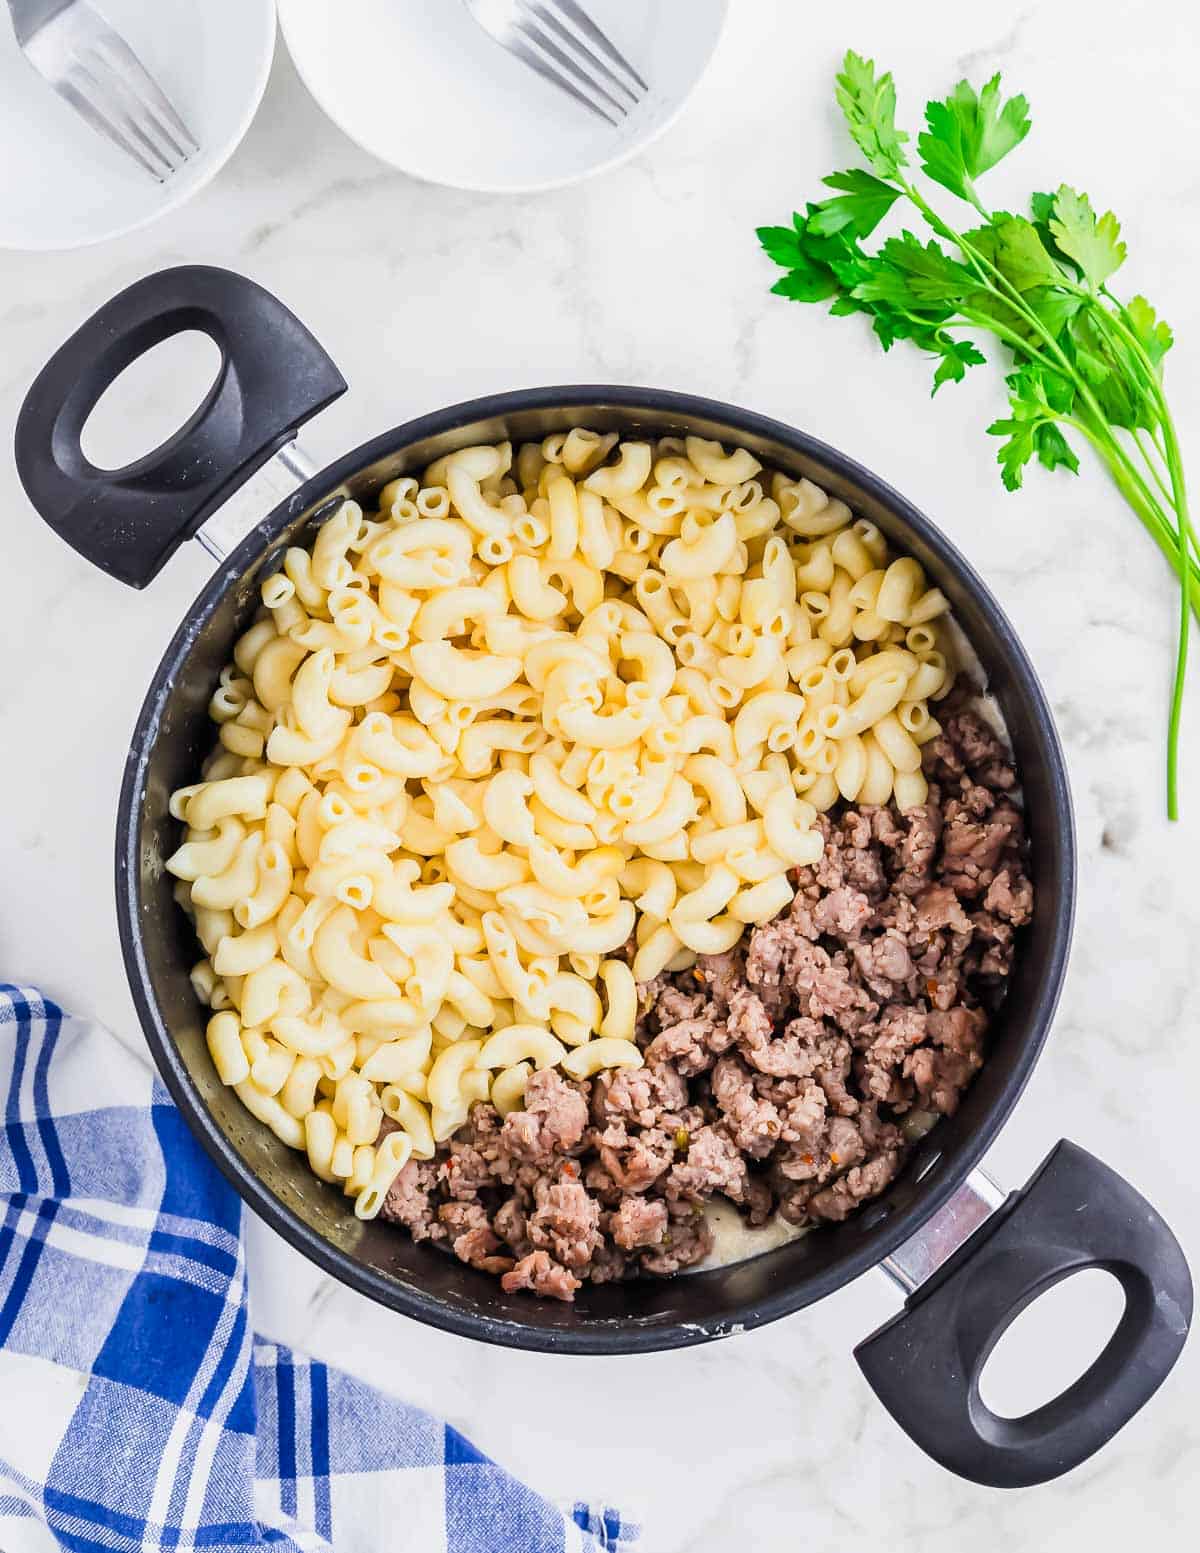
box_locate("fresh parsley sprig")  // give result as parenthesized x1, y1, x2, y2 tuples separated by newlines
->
(758, 52, 1194, 818)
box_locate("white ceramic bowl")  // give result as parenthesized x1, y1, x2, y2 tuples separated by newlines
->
(0, 0, 276, 252)
(278, 0, 729, 195)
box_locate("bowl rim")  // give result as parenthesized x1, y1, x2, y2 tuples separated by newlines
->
(276, 0, 731, 197)
(0, 0, 277, 253)
(116, 384, 1076, 1352)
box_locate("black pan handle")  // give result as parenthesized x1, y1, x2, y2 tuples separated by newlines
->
(14, 265, 347, 589)
(856, 1140, 1192, 1487)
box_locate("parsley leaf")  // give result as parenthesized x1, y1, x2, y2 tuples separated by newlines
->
(962, 215, 1065, 292)
(1029, 189, 1075, 268)
(1020, 361, 1076, 417)
(987, 365, 1080, 488)
(834, 52, 908, 181)
(756, 224, 807, 268)
(1069, 310, 1152, 429)
(1033, 421, 1081, 474)
(918, 74, 1031, 204)
(770, 263, 838, 303)
(809, 169, 901, 238)
(851, 232, 979, 307)
(958, 74, 1032, 174)
(1068, 317, 1113, 390)
(1029, 191, 1055, 225)
(758, 213, 866, 305)
(992, 216, 1065, 291)
(1048, 185, 1126, 288)
(931, 336, 987, 393)
(1023, 286, 1083, 341)
(1125, 294, 1173, 367)
(985, 413, 1038, 490)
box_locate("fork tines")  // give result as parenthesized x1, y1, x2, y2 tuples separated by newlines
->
(505, 0, 647, 126)
(20, 0, 199, 183)
(547, 0, 648, 92)
(65, 34, 197, 182)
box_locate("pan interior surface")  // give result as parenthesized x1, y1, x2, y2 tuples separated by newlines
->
(119, 392, 1073, 1352)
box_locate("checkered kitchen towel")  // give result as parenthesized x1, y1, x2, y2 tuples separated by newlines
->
(0, 985, 638, 1553)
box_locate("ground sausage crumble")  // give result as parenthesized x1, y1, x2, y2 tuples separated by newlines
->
(379, 708, 1033, 1300)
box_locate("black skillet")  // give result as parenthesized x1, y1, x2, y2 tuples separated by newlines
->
(14, 266, 1192, 1487)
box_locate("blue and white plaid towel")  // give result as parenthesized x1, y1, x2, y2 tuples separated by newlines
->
(0, 985, 638, 1553)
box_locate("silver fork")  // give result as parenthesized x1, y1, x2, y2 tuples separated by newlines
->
(463, 0, 647, 127)
(5, 0, 198, 181)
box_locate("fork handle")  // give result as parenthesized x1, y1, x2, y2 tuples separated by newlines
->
(14, 265, 346, 588)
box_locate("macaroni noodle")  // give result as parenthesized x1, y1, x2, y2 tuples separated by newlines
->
(169, 430, 957, 1221)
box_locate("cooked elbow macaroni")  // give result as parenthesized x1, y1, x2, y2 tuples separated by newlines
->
(169, 432, 956, 1221)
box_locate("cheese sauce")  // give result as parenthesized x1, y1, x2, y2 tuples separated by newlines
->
(695, 1197, 808, 1270)
(941, 615, 1012, 746)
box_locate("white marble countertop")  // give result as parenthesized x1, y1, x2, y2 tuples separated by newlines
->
(2, 0, 1198, 1546)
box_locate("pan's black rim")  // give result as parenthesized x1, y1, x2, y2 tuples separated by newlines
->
(117, 385, 1076, 1353)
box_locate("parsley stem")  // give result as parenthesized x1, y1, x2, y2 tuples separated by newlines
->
(1130, 427, 1175, 511)
(1105, 306, 1194, 814)
(1076, 294, 1195, 813)
(897, 173, 1200, 612)
(904, 181, 1189, 598)
(1087, 298, 1200, 564)
(1056, 293, 1183, 500)
(905, 183, 1132, 460)
(955, 309, 1063, 376)
(1152, 405, 1191, 820)
(1087, 426, 1180, 564)
(1071, 417, 1198, 607)
(1168, 499, 1190, 820)
(1063, 397, 1192, 815)
(910, 183, 1199, 643)
(963, 184, 991, 223)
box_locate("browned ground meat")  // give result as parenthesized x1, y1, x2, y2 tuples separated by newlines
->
(380, 708, 1032, 1300)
